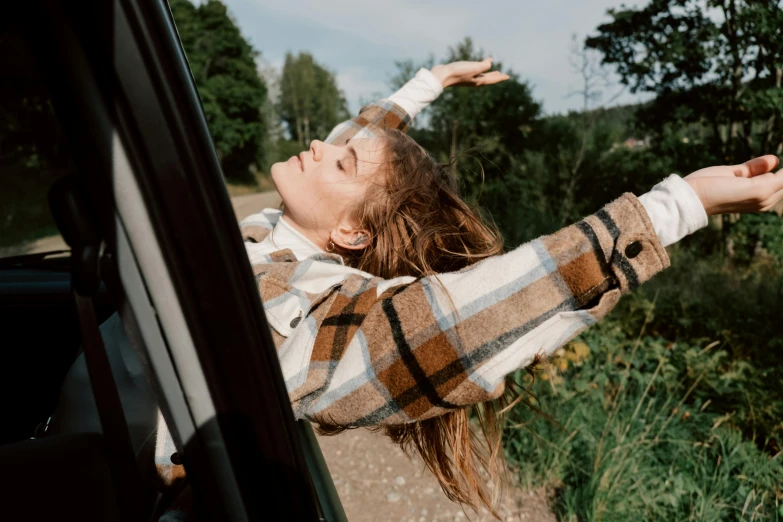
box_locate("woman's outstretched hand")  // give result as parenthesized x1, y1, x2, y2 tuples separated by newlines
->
(684, 155, 783, 215)
(430, 58, 510, 89)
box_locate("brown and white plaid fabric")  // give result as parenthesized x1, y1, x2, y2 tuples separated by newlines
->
(155, 96, 671, 510)
(324, 98, 412, 145)
(243, 193, 669, 428)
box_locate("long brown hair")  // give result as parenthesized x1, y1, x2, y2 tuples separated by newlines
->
(319, 129, 530, 517)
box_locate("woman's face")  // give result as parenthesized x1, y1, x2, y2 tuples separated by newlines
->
(270, 138, 387, 248)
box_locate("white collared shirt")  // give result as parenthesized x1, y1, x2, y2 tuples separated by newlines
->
(246, 213, 330, 263)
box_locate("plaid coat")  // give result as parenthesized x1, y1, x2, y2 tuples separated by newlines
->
(155, 95, 670, 487)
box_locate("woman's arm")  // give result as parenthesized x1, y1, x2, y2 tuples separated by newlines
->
(638, 155, 783, 247)
(324, 59, 508, 146)
(292, 156, 783, 428)
(292, 192, 667, 426)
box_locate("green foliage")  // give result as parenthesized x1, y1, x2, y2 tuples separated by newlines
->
(425, 39, 540, 170)
(264, 138, 303, 168)
(608, 248, 783, 446)
(505, 318, 783, 521)
(586, 0, 783, 164)
(586, 0, 783, 261)
(170, 0, 267, 181)
(474, 108, 675, 247)
(392, 38, 543, 245)
(504, 249, 783, 518)
(727, 213, 783, 265)
(278, 52, 348, 145)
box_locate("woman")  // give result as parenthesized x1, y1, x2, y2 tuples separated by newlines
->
(154, 59, 783, 516)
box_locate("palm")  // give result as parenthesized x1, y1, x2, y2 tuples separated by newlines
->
(683, 155, 783, 214)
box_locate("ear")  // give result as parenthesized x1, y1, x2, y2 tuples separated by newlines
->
(330, 224, 371, 251)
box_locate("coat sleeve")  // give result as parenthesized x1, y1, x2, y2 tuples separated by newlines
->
(291, 193, 670, 427)
(324, 69, 443, 146)
(324, 99, 412, 146)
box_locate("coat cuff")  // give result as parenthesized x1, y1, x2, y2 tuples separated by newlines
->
(582, 192, 671, 293)
(387, 68, 444, 120)
(637, 174, 709, 247)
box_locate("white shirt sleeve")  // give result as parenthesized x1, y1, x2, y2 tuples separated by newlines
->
(638, 174, 709, 247)
(387, 68, 444, 120)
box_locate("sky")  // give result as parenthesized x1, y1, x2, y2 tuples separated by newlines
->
(220, 0, 648, 115)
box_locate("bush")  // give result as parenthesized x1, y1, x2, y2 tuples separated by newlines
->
(607, 248, 783, 449)
(503, 249, 783, 519)
(504, 325, 783, 521)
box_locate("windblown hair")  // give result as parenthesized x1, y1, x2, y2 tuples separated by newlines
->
(318, 129, 532, 517)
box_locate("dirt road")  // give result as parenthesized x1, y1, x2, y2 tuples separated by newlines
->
(316, 428, 556, 522)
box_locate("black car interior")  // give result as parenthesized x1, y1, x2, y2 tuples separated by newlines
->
(0, 12, 153, 519)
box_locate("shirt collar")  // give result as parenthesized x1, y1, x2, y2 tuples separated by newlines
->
(270, 215, 329, 261)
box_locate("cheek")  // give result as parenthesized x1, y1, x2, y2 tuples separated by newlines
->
(317, 176, 368, 213)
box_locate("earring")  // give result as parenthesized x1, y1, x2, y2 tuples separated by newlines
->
(326, 240, 335, 252)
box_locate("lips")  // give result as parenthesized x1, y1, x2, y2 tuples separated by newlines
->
(288, 154, 304, 172)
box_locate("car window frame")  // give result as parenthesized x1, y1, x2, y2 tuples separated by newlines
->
(19, 0, 342, 519)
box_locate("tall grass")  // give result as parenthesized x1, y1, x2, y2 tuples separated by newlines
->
(504, 250, 783, 521)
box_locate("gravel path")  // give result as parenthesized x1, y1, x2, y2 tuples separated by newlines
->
(315, 428, 557, 522)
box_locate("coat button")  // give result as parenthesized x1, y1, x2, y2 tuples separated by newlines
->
(625, 241, 643, 259)
(289, 316, 302, 328)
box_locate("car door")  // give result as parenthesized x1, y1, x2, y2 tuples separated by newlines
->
(10, 0, 346, 520)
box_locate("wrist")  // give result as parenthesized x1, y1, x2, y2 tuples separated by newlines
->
(684, 177, 713, 216)
(430, 65, 452, 88)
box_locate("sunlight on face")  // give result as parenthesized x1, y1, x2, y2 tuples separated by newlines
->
(269, 137, 387, 247)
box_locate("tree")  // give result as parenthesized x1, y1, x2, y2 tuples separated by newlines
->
(393, 38, 541, 196)
(169, 0, 267, 181)
(586, 0, 783, 164)
(278, 53, 348, 146)
(587, 0, 783, 253)
(391, 39, 549, 246)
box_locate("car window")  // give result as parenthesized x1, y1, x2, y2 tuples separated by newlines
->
(0, 21, 72, 259)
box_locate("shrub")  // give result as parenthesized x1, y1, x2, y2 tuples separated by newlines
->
(504, 325, 783, 521)
(607, 247, 783, 449)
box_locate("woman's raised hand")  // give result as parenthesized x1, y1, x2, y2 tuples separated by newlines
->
(430, 58, 510, 89)
(684, 155, 783, 215)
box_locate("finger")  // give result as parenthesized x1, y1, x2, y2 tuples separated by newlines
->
(751, 169, 783, 195)
(471, 57, 493, 75)
(761, 185, 783, 212)
(732, 155, 779, 178)
(475, 71, 510, 85)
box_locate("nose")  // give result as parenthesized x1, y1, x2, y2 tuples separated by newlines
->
(310, 139, 324, 162)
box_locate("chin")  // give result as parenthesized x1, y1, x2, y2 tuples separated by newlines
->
(270, 161, 285, 177)
(269, 161, 287, 187)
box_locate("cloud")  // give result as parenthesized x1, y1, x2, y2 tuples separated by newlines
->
(255, 0, 475, 54)
(224, 0, 648, 114)
(335, 68, 390, 112)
